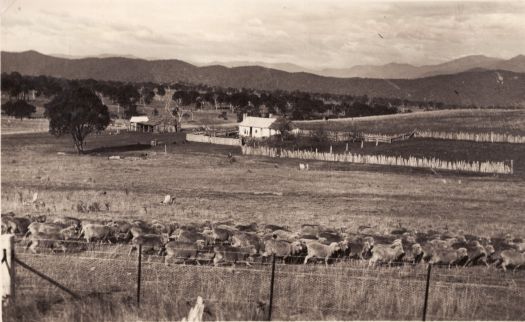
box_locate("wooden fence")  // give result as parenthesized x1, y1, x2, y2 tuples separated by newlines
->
(186, 133, 240, 146)
(292, 128, 525, 145)
(414, 131, 525, 144)
(241, 146, 513, 175)
(291, 129, 415, 143)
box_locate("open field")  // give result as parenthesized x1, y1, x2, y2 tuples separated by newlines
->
(1, 117, 49, 135)
(2, 119, 525, 321)
(2, 131, 524, 237)
(295, 109, 525, 135)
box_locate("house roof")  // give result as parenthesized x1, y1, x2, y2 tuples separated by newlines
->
(130, 116, 149, 123)
(131, 115, 178, 126)
(239, 116, 277, 128)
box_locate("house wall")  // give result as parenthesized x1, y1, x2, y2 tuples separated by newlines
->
(239, 125, 251, 137)
(239, 125, 280, 138)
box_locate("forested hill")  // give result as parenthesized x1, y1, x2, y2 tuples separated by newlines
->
(2, 50, 525, 107)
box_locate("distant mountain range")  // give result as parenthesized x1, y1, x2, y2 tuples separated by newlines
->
(2, 50, 525, 107)
(207, 55, 525, 79)
(319, 55, 525, 79)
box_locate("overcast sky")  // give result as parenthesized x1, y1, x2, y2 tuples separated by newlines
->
(1, 0, 524, 69)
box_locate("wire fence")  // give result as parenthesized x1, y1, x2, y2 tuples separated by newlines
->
(5, 240, 525, 321)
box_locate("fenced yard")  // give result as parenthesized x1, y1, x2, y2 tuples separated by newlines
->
(242, 146, 514, 175)
(4, 242, 525, 321)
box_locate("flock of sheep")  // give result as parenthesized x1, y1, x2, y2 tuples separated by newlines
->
(2, 212, 525, 271)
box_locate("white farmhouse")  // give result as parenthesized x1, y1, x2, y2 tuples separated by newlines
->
(239, 116, 281, 138)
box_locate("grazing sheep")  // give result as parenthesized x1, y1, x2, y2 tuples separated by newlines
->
(52, 216, 81, 229)
(499, 250, 525, 272)
(270, 230, 299, 242)
(25, 232, 67, 254)
(235, 223, 258, 232)
(25, 222, 62, 237)
(464, 241, 488, 267)
(2, 216, 31, 234)
(59, 225, 80, 240)
(300, 224, 320, 236)
(303, 241, 341, 265)
(368, 239, 405, 267)
(173, 230, 211, 245)
(213, 245, 256, 266)
(164, 241, 204, 265)
(211, 226, 234, 244)
(129, 234, 169, 256)
(231, 231, 263, 253)
(262, 239, 303, 263)
(345, 238, 374, 260)
(263, 224, 288, 233)
(317, 231, 343, 245)
(150, 220, 172, 235)
(128, 224, 157, 239)
(80, 224, 113, 243)
(429, 248, 468, 267)
(411, 243, 425, 264)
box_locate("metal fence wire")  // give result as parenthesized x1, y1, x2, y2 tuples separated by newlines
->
(7, 241, 525, 321)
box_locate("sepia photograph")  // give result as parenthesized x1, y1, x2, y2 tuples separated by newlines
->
(1, 0, 524, 321)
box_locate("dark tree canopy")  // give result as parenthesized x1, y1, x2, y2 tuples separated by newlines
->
(44, 86, 110, 154)
(1, 100, 36, 119)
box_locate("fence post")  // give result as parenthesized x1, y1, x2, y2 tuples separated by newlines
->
(422, 264, 432, 321)
(268, 253, 276, 321)
(137, 244, 142, 307)
(1, 234, 15, 304)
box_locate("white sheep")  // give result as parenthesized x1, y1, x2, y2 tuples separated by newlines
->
(303, 241, 341, 265)
(368, 239, 405, 267)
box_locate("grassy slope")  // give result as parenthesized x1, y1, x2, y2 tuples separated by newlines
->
(295, 109, 525, 135)
(2, 129, 524, 321)
(1, 132, 524, 237)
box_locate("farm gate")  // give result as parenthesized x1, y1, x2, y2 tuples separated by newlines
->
(2, 238, 525, 321)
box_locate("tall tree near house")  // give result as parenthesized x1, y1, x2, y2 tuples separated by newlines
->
(115, 84, 140, 118)
(44, 86, 110, 154)
(271, 117, 295, 141)
(156, 85, 166, 96)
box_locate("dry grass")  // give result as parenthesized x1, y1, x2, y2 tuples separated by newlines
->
(1, 117, 49, 135)
(2, 117, 525, 320)
(1, 132, 524, 237)
(295, 109, 525, 135)
(5, 248, 525, 321)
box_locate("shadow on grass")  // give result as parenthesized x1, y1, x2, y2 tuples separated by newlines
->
(86, 143, 152, 155)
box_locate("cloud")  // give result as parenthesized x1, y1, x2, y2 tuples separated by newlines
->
(1, 0, 524, 68)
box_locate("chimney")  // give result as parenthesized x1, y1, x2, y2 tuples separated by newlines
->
(243, 113, 248, 120)
(268, 113, 273, 118)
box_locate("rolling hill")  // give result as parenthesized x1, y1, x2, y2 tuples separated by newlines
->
(319, 55, 525, 79)
(2, 51, 525, 107)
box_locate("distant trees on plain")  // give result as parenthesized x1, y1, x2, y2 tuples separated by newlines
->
(2, 72, 473, 122)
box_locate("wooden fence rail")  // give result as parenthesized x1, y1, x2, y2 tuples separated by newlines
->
(241, 146, 514, 175)
(293, 128, 525, 144)
(414, 131, 525, 144)
(186, 134, 241, 146)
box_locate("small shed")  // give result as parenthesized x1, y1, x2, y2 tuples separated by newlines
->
(129, 116, 179, 133)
